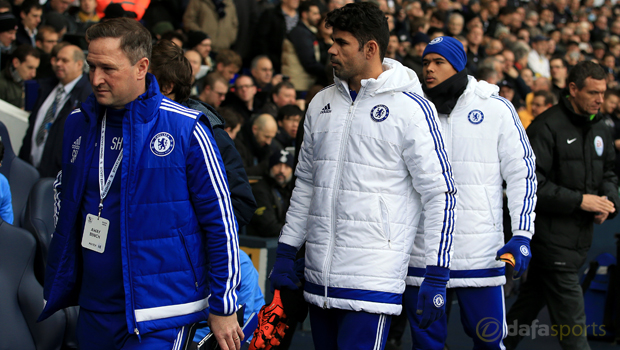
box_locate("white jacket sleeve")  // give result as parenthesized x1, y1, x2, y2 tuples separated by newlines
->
(496, 96, 537, 239)
(402, 93, 457, 268)
(279, 111, 313, 249)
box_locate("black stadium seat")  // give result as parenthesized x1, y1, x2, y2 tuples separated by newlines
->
(0, 218, 65, 350)
(23, 178, 56, 285)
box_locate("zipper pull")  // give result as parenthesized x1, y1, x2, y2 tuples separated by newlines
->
(388, 240, 392, 249)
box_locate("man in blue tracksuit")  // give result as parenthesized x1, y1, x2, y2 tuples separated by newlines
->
(38, 18, 244, 350)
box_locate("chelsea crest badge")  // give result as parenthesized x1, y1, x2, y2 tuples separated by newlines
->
(468, 109, 484, 124)
(370, 104, 389, 122)
(150, 132, 175, 157)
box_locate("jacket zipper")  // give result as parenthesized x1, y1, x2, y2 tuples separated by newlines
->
(322, 90, 361, 308)
(124, 115, 140, 339)
(379, 196, 392, 248)
(178, 230, 199, 290)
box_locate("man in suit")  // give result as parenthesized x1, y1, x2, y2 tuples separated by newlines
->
(16, 0, 42, 47)
(19, 44, 91, 177)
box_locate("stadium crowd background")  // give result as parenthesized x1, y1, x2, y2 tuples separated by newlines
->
(3, 0, 620, 239)
(1, 0, 620, 348)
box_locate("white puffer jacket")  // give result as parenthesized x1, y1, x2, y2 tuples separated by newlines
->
(279, 59, 457, 316)
(406, 76, 537, 288)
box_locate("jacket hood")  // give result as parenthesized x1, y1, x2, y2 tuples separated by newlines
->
(334, 58, 423, 99)
(453, 76, 499, 112)
(184, 98, 224, 127)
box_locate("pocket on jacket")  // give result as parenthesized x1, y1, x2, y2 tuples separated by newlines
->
(177, 229, 199, 290)
(379, 196, 392, 248)
(484, 188, 499, 230)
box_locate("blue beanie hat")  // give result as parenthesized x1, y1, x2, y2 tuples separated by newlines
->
(422, 36, 467, 72)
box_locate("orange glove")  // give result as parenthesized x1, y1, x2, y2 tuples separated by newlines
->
(249, 290, 289, 350)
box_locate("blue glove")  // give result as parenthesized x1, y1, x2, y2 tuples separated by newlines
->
(416, 266, 449, 329)
(497, 235, 531, 279)
(269, 243, 300, 292)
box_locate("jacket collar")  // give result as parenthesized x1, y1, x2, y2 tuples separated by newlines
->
(334, 58, 423, 101)
(81, 73, 162, 124)
(449, 76, 499, 114)
(559, 90, 602, 127)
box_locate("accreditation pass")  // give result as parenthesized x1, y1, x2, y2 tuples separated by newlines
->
(82, 213, 109, 253)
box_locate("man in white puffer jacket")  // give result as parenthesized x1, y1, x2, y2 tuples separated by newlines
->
(269, 3, 457, 349)
(404, 36, 537, 349)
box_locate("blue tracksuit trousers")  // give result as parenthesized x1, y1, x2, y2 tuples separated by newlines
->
(403, 285, 507, 350)
(77, 309, 192, 350)
(308, 304, 392, 350)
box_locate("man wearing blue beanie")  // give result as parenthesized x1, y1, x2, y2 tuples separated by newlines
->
(403, 36, 538, 349)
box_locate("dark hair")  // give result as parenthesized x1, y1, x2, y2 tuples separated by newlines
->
(204, 71, 228, 88)
(277, 104, 303, 122)
(411, 17, 428, 32)
(299, 1, 319, 15)
(215, 49, 242, 68)
(0, 0, 10, 10)
(430, 10, 446, 24)
(218, 107, 243, 130)
(12, 44, 40, 62)
(86, 17, 152, 65)
(150, 40, 192, 102)
(21, 0, 42, 15)
(325, 2, 389, 61)
(567, 61, 606, 90)
(603, 52, 616, 62)
(605, 89, 620, 99)
(35, 25, 56, 42)
(160, 31, 187, 46)
(272, 81, 296, 97)
(51, 41, 70, 58)
(498, 7, 516, 17)
(549, 56, 567, 68)
(0, 139, 4, 163)
(427, 27, 445, 37)
(476, 67, 498, 81)
(533, 90, 557, 106)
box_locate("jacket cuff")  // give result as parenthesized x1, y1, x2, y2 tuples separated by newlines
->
(424, 265, 450, 283)
(512, 230, 533, 240)
(276, 242, 298, 260)
(208, 307, 237, 317)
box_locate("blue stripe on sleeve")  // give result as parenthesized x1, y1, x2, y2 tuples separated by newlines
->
(403, 92, 457, 268)
(490, 96, 537, 232)
(194, 123, 240, 314)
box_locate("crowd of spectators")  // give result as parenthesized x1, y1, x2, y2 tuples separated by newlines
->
(4, 0, 620, 240)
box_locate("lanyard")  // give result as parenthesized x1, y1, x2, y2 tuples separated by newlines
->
(98, 111, 123, 217)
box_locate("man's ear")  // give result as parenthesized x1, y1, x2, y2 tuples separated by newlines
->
(136, 57, 149, 80)
(11, 57, 19, 69)
(365, 40, 380, 60)
(568, 81, 578, 98)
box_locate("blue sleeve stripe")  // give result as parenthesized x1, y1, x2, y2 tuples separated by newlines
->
(403, 92, 457, 268)
(407, 92, 457, 268)
(490, 96, 537, 232)
(194, 124, 240, 314)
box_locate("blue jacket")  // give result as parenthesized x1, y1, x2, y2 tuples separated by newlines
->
(183, 99, 256, 228)
(40, 74, 241, 337)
